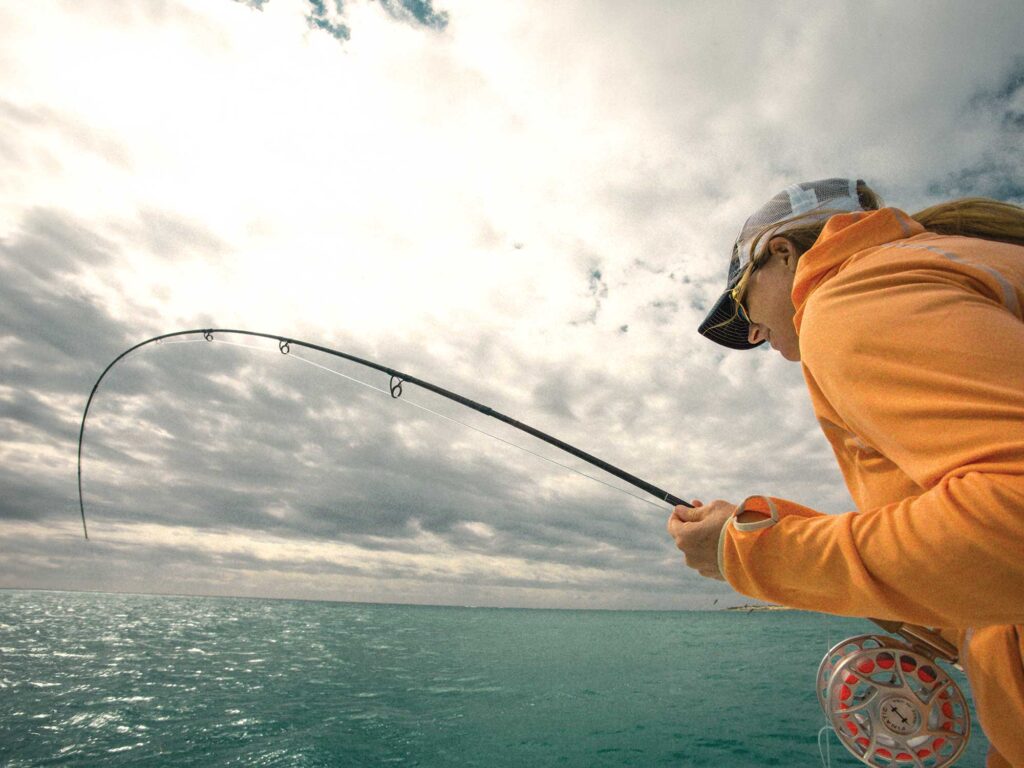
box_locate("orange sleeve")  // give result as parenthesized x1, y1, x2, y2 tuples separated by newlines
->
(721, 241, 1024, 629)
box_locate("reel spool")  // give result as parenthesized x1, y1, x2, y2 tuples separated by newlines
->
(817, 634, 970, 767)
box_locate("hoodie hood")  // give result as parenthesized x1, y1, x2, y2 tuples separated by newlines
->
(792, 207, 925, 333)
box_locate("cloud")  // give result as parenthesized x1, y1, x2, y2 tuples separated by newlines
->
(0, 216, 690, 603)
(1, 0, 1022, 608)
(235, 0, 449, 40)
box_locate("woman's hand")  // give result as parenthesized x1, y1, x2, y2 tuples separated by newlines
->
(666, 499, 737, 581)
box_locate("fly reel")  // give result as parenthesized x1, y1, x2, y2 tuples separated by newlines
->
(817, 632, 970, 767)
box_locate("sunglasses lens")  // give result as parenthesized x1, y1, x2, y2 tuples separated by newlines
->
(730, 289, 751, 324)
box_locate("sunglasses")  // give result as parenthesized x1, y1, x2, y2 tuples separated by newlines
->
(729, 253, 771, 325)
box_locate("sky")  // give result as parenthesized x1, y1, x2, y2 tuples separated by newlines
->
(1, 0, 1022, 610)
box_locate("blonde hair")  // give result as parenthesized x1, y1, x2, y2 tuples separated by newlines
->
(729, 183, 1024, 312)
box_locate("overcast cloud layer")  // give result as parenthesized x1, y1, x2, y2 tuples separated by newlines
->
(1, 0, 1022, 609)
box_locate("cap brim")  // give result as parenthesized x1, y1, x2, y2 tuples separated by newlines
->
(697, 290, 764, 350)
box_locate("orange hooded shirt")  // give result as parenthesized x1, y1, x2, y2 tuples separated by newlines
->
(716, 207, 1024, 764)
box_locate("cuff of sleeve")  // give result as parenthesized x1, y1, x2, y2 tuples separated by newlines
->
(732, 496, 780, 532)
(718, 496, 778, 581)
(718, 495, 827, 601)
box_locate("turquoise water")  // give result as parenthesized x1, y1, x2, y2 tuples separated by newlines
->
(0, 591, 988, 766)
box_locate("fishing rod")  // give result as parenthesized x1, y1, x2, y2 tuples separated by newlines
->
(77, 328, 972, 765)
(76, 327, 692, 540)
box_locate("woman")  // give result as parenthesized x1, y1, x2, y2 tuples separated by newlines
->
(668, 178, 1024, 766)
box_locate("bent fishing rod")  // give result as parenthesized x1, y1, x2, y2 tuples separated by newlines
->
(75, 330, 951, 670)
(76, 328, 972, 766)
(76, 328, 693, 540)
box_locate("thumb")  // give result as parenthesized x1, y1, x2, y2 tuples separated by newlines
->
(672, 503, 706, 523)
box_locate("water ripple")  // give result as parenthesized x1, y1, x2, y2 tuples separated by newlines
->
(0, 590, 990, 767)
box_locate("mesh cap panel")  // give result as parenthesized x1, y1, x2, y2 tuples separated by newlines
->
(734, 179, 861, 267)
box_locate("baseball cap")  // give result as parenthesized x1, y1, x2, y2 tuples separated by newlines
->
(697, 178, 867, 350)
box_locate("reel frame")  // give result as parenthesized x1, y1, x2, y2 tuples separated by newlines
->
(817, 633, 970, 767)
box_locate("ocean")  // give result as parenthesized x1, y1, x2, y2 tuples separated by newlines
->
(0, 590, 989, 767)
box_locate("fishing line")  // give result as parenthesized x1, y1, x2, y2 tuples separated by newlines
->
(294, 355, 664, 510)
(165, 335, 665, 510)
(820, 620, 835, 768)
(817, 725, 835, 768)
(78, 328, 689, 539)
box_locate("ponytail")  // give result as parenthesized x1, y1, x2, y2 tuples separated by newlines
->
(912, 197, 1024, 247)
